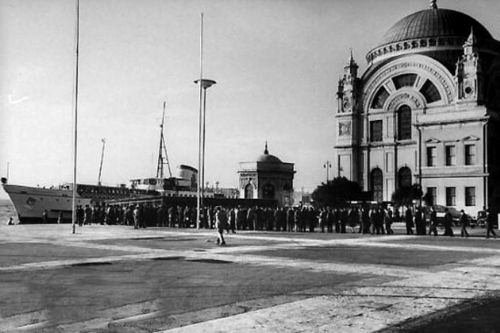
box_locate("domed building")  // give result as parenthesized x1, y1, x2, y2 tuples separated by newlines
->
(238, 143, 295, 206)
(334, 0, 500, 215)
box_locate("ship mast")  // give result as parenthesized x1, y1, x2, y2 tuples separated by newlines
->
(156, 101, 172, 179)
(71, 0, 80, 234)
(97, 138, 105, 186)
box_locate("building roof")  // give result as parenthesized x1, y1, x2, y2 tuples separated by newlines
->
(381, 7, 492, 46)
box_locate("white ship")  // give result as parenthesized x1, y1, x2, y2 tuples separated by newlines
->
(1, 164, 200, 224)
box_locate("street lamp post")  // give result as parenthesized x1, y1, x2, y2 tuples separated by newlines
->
(195, 78, 216, 229)
(323, 161, 332, 183)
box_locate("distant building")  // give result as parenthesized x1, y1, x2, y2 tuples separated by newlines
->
(238, 143, 295, 206)
(293, 190, 312, 206)
(334, 1, 500, 215)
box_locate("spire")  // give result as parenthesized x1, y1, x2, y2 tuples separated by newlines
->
(463, 26, 478, 56)
(347, 48, 357, 67)
(430, 0, 437, 10)
(264, 141, 269, 155)
(344, 49, 358, 80)
(465, 26, 477, 46)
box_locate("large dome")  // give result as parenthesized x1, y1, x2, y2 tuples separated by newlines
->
(381, 8, 492, 45)
(257, 143, 282, 163)
(257, 153, 282, 163)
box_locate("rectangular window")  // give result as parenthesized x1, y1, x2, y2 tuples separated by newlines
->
(426, 187, 437, 205)
(445, 145, 456, 166)
(397, 106, 412, 140)
(370, 120, 383, 142)
(427, 146, 436, 167)
(446, 187, 456, 206)
(465, 187, 476, 206)
(465, 144, 476, 165)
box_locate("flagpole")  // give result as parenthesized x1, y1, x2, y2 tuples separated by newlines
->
(72, 0, 80, 234)
(196, 13, 204, 229)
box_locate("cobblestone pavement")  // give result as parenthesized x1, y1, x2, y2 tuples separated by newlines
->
(0, 224, 498, 332)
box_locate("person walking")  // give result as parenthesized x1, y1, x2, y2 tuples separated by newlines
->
(57, 211, 63, 224)
(294, 208, 301, 232)
(459, 210, 469, 237)
(228, 207, 236, 233)
(84, 205, 92, 225)
(428, 206, 438, 236)
(236, 206, 245, 231)
(361, 207, 370, 234)
(133, 205, 139, 229)
(486, 208, 497, 239)
(415, 207, 424, 235)
(246, 207, 255, 230)
(348, 208, 358, 233)
(443, 208, 454, 236)
(385, 207, 394, 235)
(319, 208, 326, 233)
(369, 208, 377, 234)
(215, 206, 227, 245)
(405, 206, 414, 235)
(77, 205, 84, 226)
(42, 209, 49, 224)
(340, 208, 348, 234)
(326, 208, 334, 233)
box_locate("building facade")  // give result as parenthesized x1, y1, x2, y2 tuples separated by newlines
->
(334, 1, 500, 215)
(238, 144, 295, 206)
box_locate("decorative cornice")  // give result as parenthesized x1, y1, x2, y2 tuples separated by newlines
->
(415, 116, 489, 127)
(366, 36, 500, 65)
(463, 135, 480, 141)
(425, 138, 441, 143)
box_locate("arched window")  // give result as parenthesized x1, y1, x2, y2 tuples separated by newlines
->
(371, 87, 389, 109)
(420, 80, 441, 103)
(398, 167, 412, 188)
(244, 183, 254, 199)
(397, 105, 412, 140)
(392, 74, 417, 89)
(370, 168, 383, 202)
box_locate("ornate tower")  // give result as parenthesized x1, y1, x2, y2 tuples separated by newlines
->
(455, 28, 483, 103)
(338, 50, 359, 113)
(334, 51, 361, 182)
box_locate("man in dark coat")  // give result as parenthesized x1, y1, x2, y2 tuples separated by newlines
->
(443, 208, 454, 236)
(459, 210, 469, 237)
(405, 206, 414, 235)
(486, 209, 497, 239)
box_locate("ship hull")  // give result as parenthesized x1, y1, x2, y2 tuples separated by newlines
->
(2, 184, 90, 223)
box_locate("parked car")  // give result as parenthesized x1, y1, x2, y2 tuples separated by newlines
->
(476, 209, 487, 228)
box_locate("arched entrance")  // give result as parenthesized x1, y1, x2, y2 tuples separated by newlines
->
(370, 168, 383, 202)
(398, 167, 412, 188)
(244, 183, 254, 199)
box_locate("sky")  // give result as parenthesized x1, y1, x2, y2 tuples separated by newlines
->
(1, 0, 500, 200)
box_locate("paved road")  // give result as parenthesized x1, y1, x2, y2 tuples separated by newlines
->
(0, 224, 498, 332)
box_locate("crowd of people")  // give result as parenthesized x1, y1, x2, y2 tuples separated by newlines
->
(73, 202, 498, 239)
